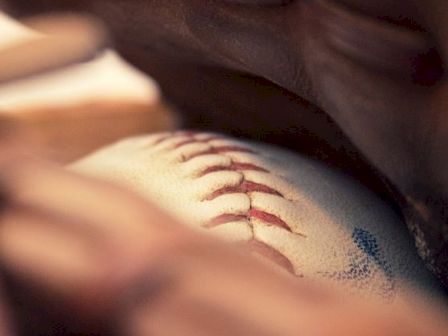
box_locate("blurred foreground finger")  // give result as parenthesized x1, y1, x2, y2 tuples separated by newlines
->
(0, 13, 108, 83)
(0, 158, 204, 331)
(125, 246, 448, 336)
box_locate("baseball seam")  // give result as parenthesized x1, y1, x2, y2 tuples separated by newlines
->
(154, 132, 302, 274)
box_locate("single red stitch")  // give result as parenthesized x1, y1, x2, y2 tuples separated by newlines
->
(249, 209, 292, 232)
(205, 181, 283, 201)
(174, 139, 198, 149)
(155, 131, 201, 147)
(248, 240, 295, 275)
(205, 185, 246, 201)
(243, 181, 283, 196)
(230, 162, 268, 172)
(204, 209, 292, 232)
(199, 165, 232, 176)
(174, 136, 229, 149)
(186, 146, 256, 162)
(199, 162, 269, 177)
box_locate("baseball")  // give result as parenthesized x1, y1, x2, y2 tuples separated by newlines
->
(71, 131, 443, 301)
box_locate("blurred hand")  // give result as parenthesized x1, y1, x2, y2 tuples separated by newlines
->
(0, 136, 201, 333)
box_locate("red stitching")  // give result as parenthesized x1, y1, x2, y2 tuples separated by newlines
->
(204, 181, 283, 201)
(185, 146, 256, 162)
(174, 139, 199, 149)
(174, 136, 228, 150)
(199, 162, 268, 177)
(249, 209, 294, 233)
(204, 209, 293, 233)
(155, 132, 299, 274)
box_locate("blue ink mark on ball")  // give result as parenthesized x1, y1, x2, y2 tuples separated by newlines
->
(320, 228, 395, 299)
(353, 228, 391, 274)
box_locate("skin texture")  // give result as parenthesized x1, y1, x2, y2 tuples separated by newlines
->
(6, 0, 448, 285)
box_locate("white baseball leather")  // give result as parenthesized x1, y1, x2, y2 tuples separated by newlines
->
(71, 131, 443, 301)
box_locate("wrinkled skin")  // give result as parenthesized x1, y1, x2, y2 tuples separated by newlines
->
(7, 0, 448, 285)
